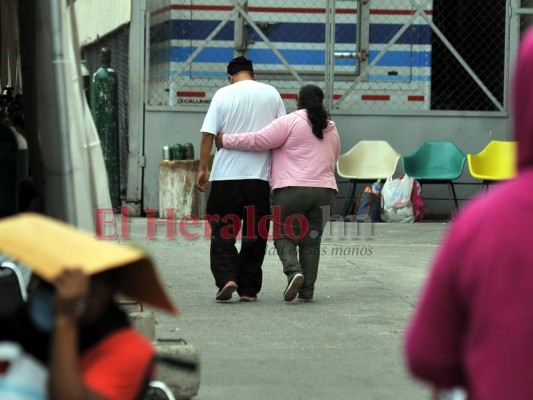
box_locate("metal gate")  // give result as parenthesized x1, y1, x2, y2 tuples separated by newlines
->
(145, 0, 511, 113)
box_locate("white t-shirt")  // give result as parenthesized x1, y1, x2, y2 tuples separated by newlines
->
(200, 79, 286, 181)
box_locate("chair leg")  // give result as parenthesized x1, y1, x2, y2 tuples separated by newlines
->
(342, 180, 357, 217)
(450, 182, 459, 210)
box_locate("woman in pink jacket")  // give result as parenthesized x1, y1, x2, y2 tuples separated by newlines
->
(216, 84, 340, 302)
(405, 28, 533, 400)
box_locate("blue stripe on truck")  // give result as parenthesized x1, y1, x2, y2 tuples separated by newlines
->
(150, 46, 431, 68)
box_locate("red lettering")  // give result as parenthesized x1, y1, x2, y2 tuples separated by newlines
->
(242, 205, 256, 239)
(178, 215, 200, 239)
(258, 205, 282, 239)
(94, 208, 117, 239)
(120, 206, 130, 239)
(202, 214, 219, 238)
(284, 214, 309, 240)
(145, 208, 176, 239)
(220, 214, 241, 239)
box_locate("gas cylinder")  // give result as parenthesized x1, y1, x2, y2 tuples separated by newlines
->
(183, 143, 194, 160)
(91, 47, 120, 210)
(171, 143, 184, 160)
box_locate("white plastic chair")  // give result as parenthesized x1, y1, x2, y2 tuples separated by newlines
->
(337, 140, 400, 216)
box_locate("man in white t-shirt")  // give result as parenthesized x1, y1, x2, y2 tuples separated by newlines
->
(196, 56, 286, 302)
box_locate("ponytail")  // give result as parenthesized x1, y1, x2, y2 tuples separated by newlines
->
(298, 84, 329, 139)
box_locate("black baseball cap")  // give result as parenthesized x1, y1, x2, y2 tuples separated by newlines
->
(227, 56, 254, 76)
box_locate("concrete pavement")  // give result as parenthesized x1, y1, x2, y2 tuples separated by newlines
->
(118, 217, 448, 400)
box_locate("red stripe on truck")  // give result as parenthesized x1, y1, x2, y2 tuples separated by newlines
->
(362, 95, 390, 101)
(280, 93, 298, 100)
(177, 91, 206, 98)
(152, 5, 433, 16)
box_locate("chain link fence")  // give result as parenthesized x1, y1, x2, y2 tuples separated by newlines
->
(82, 25, 130, 201)
(146, 0, 510, 113)
(430, 0, 506, 111)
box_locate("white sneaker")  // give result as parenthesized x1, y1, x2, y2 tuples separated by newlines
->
(216, 281, 237, 301)
(239, 295, 258, 302)
(283, 273, 304, 302)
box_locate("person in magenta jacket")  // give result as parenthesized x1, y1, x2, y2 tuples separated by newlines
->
(216, 84, 340, 302)
(404, 28, 533, 400)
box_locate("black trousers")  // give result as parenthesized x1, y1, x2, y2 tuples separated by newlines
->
(206, 179, 270, 296)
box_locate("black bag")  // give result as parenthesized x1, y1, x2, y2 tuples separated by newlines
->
(355, 188, 383, 222)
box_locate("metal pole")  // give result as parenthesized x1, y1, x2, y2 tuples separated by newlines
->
(355, 0, 370, 81)
(49, 0, 77, 224)
(125, 0, 145, 212)
(508, 0, 524, 138)
(325, 0, 336, 111)
(503, 0, 513, 127)
(234, 0, 248, 57)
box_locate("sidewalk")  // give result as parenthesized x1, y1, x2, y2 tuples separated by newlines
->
(120, 217, 448, 400)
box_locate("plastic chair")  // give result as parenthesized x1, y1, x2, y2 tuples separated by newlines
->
(467, 140, 517, 188)
(337, 140, 400, 216)
(401, 141, 466, 211)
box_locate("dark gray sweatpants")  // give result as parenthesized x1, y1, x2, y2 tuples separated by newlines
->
(272, 186, 336, 299)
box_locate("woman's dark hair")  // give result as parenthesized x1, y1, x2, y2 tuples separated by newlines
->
(298, 84, 329, 139)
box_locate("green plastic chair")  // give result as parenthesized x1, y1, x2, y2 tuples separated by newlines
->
(401, 141, 466, 210)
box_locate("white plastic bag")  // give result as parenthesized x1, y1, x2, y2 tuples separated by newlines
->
(382, 175, 415, 223)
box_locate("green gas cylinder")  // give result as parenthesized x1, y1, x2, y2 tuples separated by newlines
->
(171, 143, 184, 160)
(91, 47, 120, 210)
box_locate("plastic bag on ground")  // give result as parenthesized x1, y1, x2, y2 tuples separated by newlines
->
(382, 175, 415, 223)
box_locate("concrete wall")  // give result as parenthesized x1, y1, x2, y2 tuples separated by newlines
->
(143, 110, 510, 217)
(74, 0, 131, 46)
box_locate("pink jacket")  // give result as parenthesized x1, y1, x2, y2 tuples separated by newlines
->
(405, 28, 533, 400)
(222, 109, 340, 191)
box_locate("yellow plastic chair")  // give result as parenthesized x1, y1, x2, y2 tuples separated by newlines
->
(467, 140, 517, 188)
(337, 140, 400, 216)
